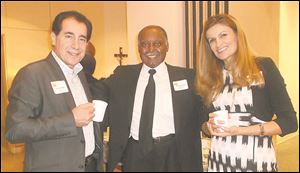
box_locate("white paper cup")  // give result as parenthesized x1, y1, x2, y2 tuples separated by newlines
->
(213, 110, 229, 132)
(92, 100, 108, 122)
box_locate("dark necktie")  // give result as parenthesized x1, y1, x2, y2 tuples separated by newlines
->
(139, 69, 156, 155)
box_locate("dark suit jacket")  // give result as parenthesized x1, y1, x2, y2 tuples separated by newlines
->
(252, 57, 298, 135)
(93, 63, 204, 172)
(5, 53, 103, 171)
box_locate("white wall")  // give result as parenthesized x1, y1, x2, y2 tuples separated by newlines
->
(126, 1, 186, 67)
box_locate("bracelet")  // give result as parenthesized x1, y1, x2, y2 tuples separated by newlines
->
(259, 124, 265, 136)
(201, 122, 212, 137)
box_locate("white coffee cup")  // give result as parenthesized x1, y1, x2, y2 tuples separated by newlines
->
(213, 110, 229, 132)
(92, 100, 108, 122)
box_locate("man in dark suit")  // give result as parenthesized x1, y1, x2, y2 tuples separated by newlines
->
(81, 42, 97, 83)
(5, 11, 104, 171)
(92, 25, 204, 172)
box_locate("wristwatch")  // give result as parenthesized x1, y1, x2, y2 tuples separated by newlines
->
(259, 124, 265, 136)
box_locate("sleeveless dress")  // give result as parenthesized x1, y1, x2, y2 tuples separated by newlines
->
(208, 69, 278, 172)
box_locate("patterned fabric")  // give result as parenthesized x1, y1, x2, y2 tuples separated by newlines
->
(208, 70, 277, 172)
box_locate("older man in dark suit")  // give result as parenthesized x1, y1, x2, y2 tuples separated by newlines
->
(92, 25, 204, 172)
(5, 11, 104, 171)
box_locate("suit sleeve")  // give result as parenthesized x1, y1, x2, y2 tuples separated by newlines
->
(259, 58, 298, 136)
(5, 67, 78, 144)
(188, 69, 209, 127)
(195, 96, 210, 126)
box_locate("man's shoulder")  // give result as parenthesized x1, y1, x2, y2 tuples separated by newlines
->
(166, 64, 195, 74)
(21, 58, 49, 72)
(114, 64, 142, 73)
(255, 57, 278, 74)
(16, 54, 52, 77)
(27, 58, 48, 67)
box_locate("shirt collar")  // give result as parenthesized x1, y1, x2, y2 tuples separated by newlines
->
(51, 50, 83, 77)
(142, 61, 167, 76)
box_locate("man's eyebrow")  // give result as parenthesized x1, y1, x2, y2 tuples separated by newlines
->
(64, 32, 87, 39)
(79, 34, 87, 39)
(64, 32, 75, 35)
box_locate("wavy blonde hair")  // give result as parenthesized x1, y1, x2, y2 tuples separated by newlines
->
(195, 14, 264, 106)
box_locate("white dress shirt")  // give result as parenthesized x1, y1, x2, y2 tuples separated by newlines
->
(130, 62, 175, 140)
(52, 51, 95, 157)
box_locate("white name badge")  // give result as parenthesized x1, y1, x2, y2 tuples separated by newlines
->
(173, 79, 188, 91)
(51, 80, 69, 94)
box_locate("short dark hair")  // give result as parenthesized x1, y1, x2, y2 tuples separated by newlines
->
(138, 25, 168, 41)
(81, 54, 96, 75)
(52, 11, 92, 41)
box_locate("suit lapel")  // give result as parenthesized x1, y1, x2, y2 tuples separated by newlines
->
(79, 71, 92, 102)
(127, 64, 143, 126)
(46, 54, 76, 110)
(166, 64, 185, 130)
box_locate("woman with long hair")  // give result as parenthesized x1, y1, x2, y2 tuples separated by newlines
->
(195, 14, 298, 172)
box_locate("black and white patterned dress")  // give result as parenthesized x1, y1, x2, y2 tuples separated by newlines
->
(208, 69, 277, 172)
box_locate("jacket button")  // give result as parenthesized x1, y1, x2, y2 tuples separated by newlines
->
(80, 139, 85, 143)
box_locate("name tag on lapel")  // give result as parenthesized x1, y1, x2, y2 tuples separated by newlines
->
(173, 79, 188, 91)
(51, 80, 69, 94)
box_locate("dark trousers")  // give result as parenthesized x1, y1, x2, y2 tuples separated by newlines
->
(122, 135, 180, 172)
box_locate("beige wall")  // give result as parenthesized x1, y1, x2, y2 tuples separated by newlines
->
(1, 1, 127, 85)
(278, 1, 299, 142)
(231, 1, 299, 144)
(101, 2, 127, 78)
(1, 2, 50, 88)
(126, 1, 186, 67)
(230, 1, 280, 63)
